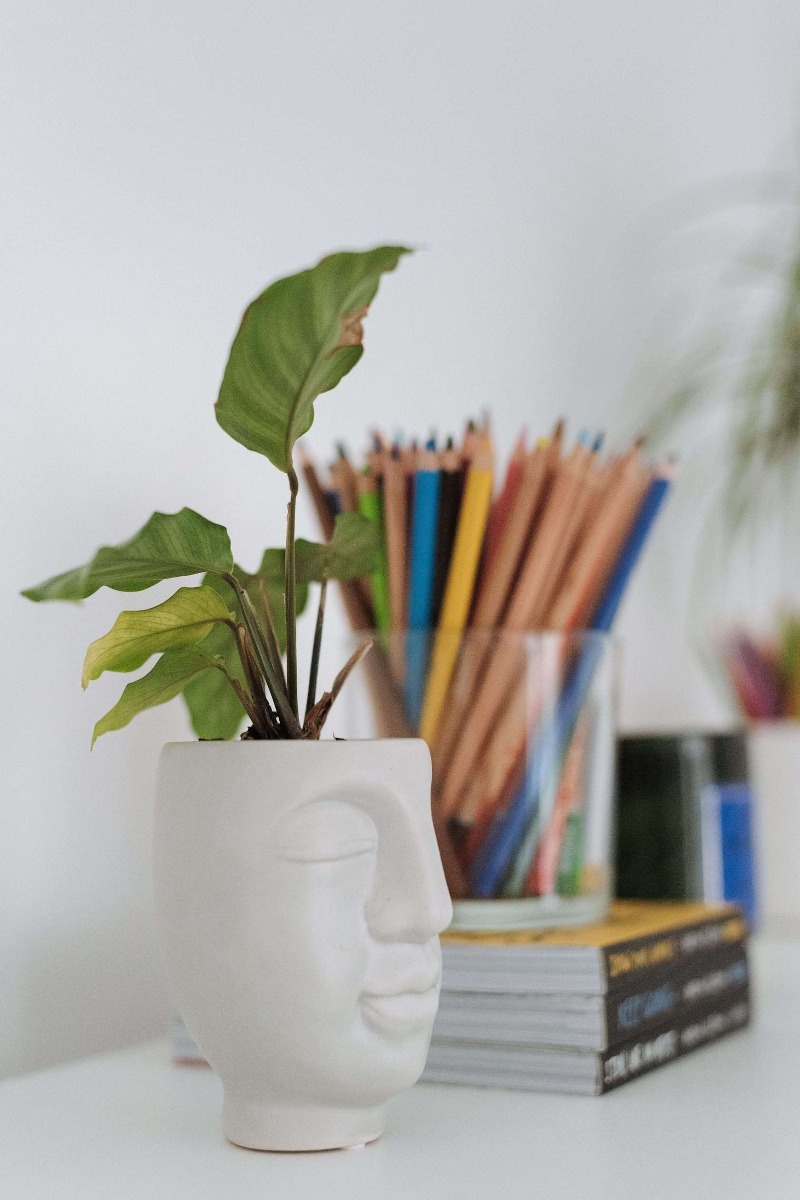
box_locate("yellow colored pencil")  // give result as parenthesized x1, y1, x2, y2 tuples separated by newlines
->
(419, 435, 493, 743)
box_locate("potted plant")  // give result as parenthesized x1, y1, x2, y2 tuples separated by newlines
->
(23, 246, 453, 1152)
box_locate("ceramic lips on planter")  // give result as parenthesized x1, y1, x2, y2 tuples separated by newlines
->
(153, 738, 453, 1152)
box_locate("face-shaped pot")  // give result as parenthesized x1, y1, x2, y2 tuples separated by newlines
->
(153, 739, 453, 1151)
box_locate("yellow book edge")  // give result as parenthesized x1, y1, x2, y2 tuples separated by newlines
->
(441, 900, 746, 948)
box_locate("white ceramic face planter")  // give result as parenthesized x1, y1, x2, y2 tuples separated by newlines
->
(153, 739, 453, 1152)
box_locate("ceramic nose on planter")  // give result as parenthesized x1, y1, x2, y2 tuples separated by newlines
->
(153, 738, 452, 1153)
(362, 780, 455, 944)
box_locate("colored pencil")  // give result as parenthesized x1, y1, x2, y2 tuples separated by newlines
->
(333, 444, 360, 512)
(430, 440, 462, 626)
(383, 446, 409, 638)
(471, 466, 675, 897)
(302, 422, 672, 902)
(452, 453, 649, 827)
(480, 428, 527, 580)
(299, 444, 335, 541)
(405, 443, 442, 723)
(432, 432, 559, 784)
(419, 434, 494, 743)
(437, 439, 598, 815)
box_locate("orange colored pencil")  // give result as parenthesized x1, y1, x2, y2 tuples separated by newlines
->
(438, 441, 597, 815)
(546, 454, 651, 632)
(526, 715, 589, 895)
(453, 452, 652, 828)
(480, 429, 527, 578)
(432, 436, 556, 782)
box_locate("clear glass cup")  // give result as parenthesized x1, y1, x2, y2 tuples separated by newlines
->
(330, 628, 617, 931)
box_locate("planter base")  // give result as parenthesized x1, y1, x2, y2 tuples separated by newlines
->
(222, 1093, 386, 1152)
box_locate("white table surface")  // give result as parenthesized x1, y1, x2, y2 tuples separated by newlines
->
(1, 938, 796, 1200)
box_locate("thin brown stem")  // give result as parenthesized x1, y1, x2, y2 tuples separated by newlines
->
(230, 621, 261, 695)
(305, 573, 328, 717)
(233, 623, 280, 738)
(226, 574, 301, 736)
(285, 464, 300, 720)
(256, 579, 288, 692)
(208, 655, 269, 737)
(303, 638, 373, 738)
(229, 677, 264, 732)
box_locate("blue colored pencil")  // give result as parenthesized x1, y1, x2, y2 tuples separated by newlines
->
(590, 468, 673, 633)
(405, 442, 442, 724)
(470, 467, 674, 897)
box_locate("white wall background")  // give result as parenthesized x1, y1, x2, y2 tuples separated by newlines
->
(2, 1, 800, 1078)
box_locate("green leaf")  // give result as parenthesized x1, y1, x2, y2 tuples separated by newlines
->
(181, 619, 247, 741)
(215, 247, 411, 471)
(92, 649, 232, 746)
(254, 513, 379, 585)
(22, 508, 234, 602)
(296, 511, 380, 582)
(237, 562, 290, 649)
(82, 586, 234, 687)
(177, 567, 310, 740)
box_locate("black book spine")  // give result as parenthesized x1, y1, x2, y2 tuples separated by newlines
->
(604, 939, 750, 1046)
(599, 985, 751, 1094)
(601, 909, 748, 993)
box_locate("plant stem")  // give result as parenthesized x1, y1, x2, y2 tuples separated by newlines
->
(285, 464, 300, 720)
(256, 578, 288, 692)
(231, 622, 280, 738)
(226, 575, 301, 736)
(303, 637, 373, 738)
(228, 676, 265, 733)
(305, 573, 328, 717)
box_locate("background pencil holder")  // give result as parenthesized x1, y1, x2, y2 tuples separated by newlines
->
(330, 628, 618, 931)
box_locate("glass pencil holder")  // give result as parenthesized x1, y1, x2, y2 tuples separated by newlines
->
(330, 628, 618, 932)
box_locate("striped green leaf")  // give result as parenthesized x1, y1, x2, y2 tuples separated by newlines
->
(82, 586, 234, 687)
(215, 247, 410, 471)
(92, 649, 233, 746)
(294, 512, 380, 583)
(22, 508, 233, 602)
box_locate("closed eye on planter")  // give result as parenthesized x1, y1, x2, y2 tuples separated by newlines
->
(273, 801, 378, 863)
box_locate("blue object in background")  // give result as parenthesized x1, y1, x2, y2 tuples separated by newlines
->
(702, 781, 758, 928)
(617, 730, 759, 928)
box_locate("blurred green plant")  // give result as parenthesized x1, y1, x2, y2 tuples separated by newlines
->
(630, 183, 800, 590)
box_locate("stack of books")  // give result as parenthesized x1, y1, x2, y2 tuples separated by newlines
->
(423, 901, 751, 1095)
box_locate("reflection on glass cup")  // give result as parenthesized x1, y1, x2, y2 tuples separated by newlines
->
(332, 629, 617, 931)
